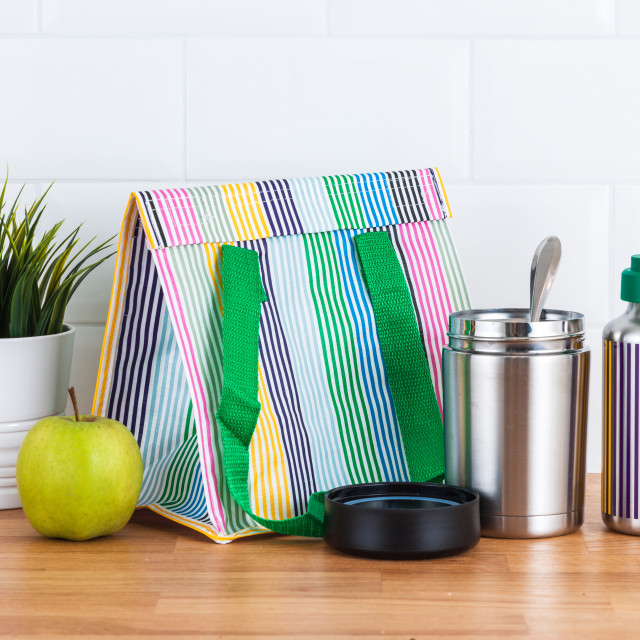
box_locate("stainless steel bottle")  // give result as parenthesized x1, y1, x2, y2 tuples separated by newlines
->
(443, 309, 590, 538)
(602, 255, 640, 535)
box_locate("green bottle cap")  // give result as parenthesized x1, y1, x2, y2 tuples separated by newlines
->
(621, 255, 640, 302)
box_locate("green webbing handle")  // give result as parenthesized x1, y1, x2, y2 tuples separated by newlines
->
(215, 245, 325, 537)
(353, 232, 444, 483)
(216, 233, 444, 537)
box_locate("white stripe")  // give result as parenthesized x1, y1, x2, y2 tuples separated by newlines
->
(268, 234, 349, 492)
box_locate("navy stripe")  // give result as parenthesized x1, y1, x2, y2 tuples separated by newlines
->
(142, 190, 168, 248)
(108, 222, 144, 421)
(108, 222, 162, 445)
(409, 169, 432, 220)
(429, 169, 446, 213)
(256, 180, 304, 237)
(279, 180, 304, 233)
(246, 239, 317, 516)
(386, 171, 411, 224)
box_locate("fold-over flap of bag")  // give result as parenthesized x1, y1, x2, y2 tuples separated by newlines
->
(130, 168, 451, 250)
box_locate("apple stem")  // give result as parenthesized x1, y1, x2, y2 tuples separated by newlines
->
(68, 387, 80, 422)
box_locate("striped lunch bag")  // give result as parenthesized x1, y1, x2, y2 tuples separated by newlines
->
(93, 168, 470, 542)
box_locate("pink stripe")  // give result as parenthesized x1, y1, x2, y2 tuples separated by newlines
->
(179, 188, 205, 244)
(425, 170, 444, 220)
(170, 188, 196, 244)
(153, 250, 226, 533)
(397, 224, 444, 412)
(417, 169, 438, 220)
(417, 221, 453, 326)
(416, 221, 455, 409)
(151, 190, 179, 247)
(407, 226, 446, 410)
(165, 189, 190, 245)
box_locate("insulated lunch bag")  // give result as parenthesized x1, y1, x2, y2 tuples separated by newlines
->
(93, 168, 470, 542)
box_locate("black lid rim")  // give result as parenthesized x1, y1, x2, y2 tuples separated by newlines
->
(325, 481, 479, 510)
(323, 482, 482, 560)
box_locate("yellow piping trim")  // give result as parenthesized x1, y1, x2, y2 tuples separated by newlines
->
(435, 167, 453, 219)
(92, 195, 137, 414)
(146, 504, 266, 542)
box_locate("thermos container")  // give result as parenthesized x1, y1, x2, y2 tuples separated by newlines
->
(443, 309, 590, 538)
(602, 255, 640, 535)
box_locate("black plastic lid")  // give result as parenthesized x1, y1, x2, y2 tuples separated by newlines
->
(324, 482, 480, 560)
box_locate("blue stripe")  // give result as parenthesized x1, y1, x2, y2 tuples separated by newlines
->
(334, 229, 408, 482)
(372, 172, 399, 226)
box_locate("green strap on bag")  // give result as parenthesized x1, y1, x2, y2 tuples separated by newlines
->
(216, 232, 444, 537)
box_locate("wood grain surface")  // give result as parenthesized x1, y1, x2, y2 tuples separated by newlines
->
(2, 474, 640, 639)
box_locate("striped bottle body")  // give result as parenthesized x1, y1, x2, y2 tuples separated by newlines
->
(602, 337, 640, 532)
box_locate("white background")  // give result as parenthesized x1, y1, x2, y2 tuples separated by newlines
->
(2, 0, 638, 472)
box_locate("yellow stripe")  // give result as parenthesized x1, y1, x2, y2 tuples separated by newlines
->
(252, 366, 292, 519)
(603, 339, 611, 513)
(147, 504, 266, 542)
(253, 369, 274, 518)
(261, 365, 292, 519)
(602, 340, 607, 513)
(606, 339, 610, 514)
(204, 243, 223, 313)
(245, 182, 271, 239)
(235, 183, 258, 240)
(435, 167, 453, 218)
(92, 196, 138, 415)
(607, 340, 613, 513)
(221, 184, 250, 241)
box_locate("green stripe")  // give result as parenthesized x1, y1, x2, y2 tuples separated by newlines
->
(323, 175, 367, 230)
(341, 175, 366, 228)
(303, 232, 381, 484)
(431, 221, 470, 310)
(322, 176, 348, 228)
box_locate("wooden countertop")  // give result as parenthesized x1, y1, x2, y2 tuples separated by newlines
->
(2, 474, 640, 639)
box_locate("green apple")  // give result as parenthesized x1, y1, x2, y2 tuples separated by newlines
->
(16, 391, 143, 541)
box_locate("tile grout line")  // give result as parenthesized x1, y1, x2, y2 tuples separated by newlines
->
(609, 184, 616, 320)
(1, 34, 640, 41)
(468, 39, 475, 182)
(183, 37, 188, 182)
(35, 0, 42, 33)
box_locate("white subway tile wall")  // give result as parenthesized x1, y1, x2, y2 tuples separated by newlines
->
(0, 0, 36, 33)
(330, 0, 615, 36)
(2, 0, 638, 471)
(617, 0, 640, 36)
(187, 39, 469, 180)
(447, 185, 610, 323)
(474, 41, 640, 181)
(42, 0, 327, 35)
(613, 187, 640, 317)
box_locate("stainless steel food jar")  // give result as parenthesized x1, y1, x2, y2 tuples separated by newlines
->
(443, 309, 590, 538)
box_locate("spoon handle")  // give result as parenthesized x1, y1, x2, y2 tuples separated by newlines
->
(529, 236, 562, 323)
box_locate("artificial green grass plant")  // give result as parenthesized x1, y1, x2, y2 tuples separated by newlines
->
(0, 174, 115, 338)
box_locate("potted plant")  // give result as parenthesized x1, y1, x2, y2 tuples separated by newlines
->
(0, 174, 114, 509)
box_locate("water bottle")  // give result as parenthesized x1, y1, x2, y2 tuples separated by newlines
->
(602, 255, 640, 534)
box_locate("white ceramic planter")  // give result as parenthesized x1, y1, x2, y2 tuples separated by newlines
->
(0, 325, 75, 509)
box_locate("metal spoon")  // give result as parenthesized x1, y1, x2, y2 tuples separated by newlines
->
(529, 236, 562, 323)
